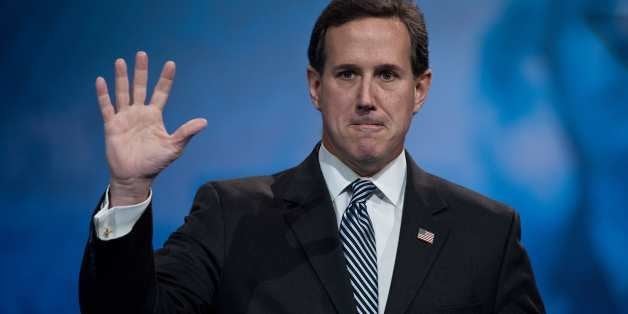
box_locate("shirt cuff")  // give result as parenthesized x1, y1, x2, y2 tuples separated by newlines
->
(93, 185, 152, 241)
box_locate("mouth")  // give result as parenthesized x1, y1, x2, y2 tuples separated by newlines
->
(349, 123, 385, 132)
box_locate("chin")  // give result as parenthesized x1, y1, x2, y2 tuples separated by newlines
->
(326, 134, 391, 165)
(351, 143, 385, 163)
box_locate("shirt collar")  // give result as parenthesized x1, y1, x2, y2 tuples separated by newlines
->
(318, 143, 406, 207)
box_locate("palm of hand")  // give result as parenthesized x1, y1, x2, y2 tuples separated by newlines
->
(96, 52, 206, 189)
(105, 105, 177, 181)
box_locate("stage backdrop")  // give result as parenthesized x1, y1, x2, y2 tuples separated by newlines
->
(1, 0, 627, 313)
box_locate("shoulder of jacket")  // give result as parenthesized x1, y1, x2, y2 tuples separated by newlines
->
(427, 172, 516, 222)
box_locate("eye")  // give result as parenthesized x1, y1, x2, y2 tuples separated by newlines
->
(379, 70, 396, 82)
(337, 70, 355, 81)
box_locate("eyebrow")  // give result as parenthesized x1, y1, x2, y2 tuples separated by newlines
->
(330, 63, 405, 73)
(331, 64, 361, 72)
(374, 64, 404, 73)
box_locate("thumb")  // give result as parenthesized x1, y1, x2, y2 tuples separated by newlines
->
(172, 118, 207, 146)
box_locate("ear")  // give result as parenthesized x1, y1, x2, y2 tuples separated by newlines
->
(307, 65, 322, 110)
(413, 69, 432, 114)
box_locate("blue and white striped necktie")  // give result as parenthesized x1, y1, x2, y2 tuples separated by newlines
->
(340, 178, 378, 314)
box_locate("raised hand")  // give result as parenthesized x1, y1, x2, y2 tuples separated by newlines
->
(96, 51, 207, 206)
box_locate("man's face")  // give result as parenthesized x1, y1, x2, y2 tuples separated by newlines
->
(308, 17, 431, 175)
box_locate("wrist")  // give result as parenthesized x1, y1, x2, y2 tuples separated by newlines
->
(109, 178, 151, 207)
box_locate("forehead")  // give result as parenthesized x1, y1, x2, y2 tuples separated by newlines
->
(324, 17, 412, 68)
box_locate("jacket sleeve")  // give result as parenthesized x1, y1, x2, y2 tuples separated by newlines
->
(494, 211, 546, 313)
(79, 182, 225, 314)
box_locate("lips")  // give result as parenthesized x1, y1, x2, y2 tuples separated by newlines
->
(349, 122, 385, 132)
(350, 117, 384, 126)
(352, 123, 383, 128)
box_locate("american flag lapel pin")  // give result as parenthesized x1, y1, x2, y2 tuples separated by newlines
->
(417, 227, 435, 245)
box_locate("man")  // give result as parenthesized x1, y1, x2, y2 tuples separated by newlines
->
(80, 1, 545, 313)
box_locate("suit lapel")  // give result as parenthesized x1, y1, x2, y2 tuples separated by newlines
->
(274, 145, 355, 314)
(384, 154, 450, 314)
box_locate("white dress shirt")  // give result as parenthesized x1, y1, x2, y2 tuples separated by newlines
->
(318, 144, 406, 314)
(94, 144, 406, 313)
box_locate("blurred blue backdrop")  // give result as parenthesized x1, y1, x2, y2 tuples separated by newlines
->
(1, 0, 626, 313)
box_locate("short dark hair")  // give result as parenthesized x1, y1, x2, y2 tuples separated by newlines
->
(308, 0, 429, 77)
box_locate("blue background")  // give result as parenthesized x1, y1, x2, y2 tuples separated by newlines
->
(1, 0, 627, 313)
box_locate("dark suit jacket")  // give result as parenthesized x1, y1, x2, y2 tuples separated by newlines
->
(80, 146, 544, 314)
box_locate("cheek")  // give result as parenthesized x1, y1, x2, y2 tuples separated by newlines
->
(319, 103, 346, 132)
(398, 108, 416, 131)
(321, 89, 355, 122)
(381, 94, 415, 125)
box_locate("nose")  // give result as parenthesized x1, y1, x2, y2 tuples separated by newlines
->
(356, 75, 376, 113)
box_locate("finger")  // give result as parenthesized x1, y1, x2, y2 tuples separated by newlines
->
(114, 58, 130, 110)
(95, 77, 114, 122)
(150, 61, 176, 110)
(172, 118, 207, 145)
(133, 51, 148, 105)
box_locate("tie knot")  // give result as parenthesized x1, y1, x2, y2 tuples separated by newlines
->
(349, 179, 377, 205)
